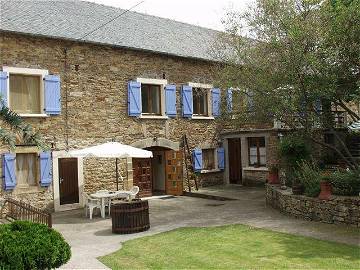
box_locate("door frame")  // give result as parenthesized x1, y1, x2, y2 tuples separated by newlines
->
(53, 151, 84, 212)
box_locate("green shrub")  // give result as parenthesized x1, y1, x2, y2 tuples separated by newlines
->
(0, 221, 71, 270)
(279, 135, 311, 167)
(329, 169, 360, 196)
(295, 161, 322, 197)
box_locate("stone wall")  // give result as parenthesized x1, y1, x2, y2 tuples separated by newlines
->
(266, 184, 360, 227)
(0, 32, 225, 209)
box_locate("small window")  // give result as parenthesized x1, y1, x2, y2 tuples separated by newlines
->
(202, 148, 215, 170)
(10, 74, 41, 114)
(193, 88, 208, 116)
(248, 137, 266, 167)
(141, 84, 161, 115)
(16, 153, 38, 187)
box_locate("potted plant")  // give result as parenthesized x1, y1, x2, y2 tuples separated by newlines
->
(267, 165, 279, 184)
(292, 178, 304, 195)
(318, 173, 332, 200)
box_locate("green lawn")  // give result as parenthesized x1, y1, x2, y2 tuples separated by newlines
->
(99, 225, 360, 270)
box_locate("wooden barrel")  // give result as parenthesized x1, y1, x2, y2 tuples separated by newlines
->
(111, 199, 150, 234)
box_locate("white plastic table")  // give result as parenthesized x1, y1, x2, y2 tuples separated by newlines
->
(90, 191, 132, 218)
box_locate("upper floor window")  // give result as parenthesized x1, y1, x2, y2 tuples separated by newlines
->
(141, 84, 161, 115)
(1, 67, 61, 116)
(248, 137, 266, 167)
(10, 74, 41, 114)
(193, 88, 208, 116)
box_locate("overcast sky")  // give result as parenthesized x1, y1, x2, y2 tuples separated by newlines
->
(89, 0, 254, 31)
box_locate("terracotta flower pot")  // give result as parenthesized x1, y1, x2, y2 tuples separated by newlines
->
(268, 170, 279, 184)
(318, 181, 332, 200)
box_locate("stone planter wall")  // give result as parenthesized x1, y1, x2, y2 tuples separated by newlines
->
(266, 184, 360, 227)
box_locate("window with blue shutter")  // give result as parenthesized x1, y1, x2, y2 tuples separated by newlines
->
(165, 84, 176, 117)
(0, 71, 8, 107)
(128, 81, 142, 117)
(181, 85, 193, 118)
(226, 89, 232, 113)
(217, 147, 225, 170)
(40, 152, 52, 187)
(192, 148, 202, 172)
(211, 88, 220, 117)
(44, 75, 61, 115)
(3, 153, 16, 191)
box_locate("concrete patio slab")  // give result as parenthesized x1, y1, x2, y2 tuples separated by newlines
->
(53, 185, 360, 269)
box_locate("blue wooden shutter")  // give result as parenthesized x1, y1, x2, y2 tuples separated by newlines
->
(44, 75, 61, 115)
(128, 81, 142, 117)
(192, 148, 202, 172)
(40, 152, 52, 187)
(217, 147, 225, 170)
(3, 153, 16, 191)
(0, 71, 8, 106)
(226, 89, 232, 113)
(181, 85, 193, 118)
(211, 88, 220, 117)
(165, 84, 176, 117)
(247, 90, 254, 112)
(315, 98, 322, 115)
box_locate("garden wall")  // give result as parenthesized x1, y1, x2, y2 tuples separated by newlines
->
(266, 184, 360, 227)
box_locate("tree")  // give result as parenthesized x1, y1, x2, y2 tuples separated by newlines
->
(0, 102, 47, 149)
(215, 0, 360, 169)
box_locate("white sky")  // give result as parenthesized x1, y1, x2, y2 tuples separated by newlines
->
(89, 0, 254, 31)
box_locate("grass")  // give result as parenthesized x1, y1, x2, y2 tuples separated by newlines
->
(99, 224, 360, 270)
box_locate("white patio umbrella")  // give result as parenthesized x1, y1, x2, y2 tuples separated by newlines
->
(69, 142, 153, 190)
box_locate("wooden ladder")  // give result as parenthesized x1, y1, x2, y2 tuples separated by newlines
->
(182, 135, 199, 192)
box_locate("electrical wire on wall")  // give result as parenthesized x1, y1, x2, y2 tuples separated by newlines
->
(61, 1, 145, 150)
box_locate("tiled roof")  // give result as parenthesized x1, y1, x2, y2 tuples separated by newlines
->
(0, 0, 220, 61)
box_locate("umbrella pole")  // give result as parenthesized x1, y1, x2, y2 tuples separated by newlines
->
(116, 158, 119, 191)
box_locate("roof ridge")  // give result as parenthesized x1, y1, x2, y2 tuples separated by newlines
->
(78, 0, 223, 33)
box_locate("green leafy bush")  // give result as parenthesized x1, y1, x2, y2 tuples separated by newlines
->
(295, 161, 322, 197)
(279, 135, 311, 167)
(0, 221, 71, 270)
(329, 169, 360, 196)
(279, 135, 312, 187)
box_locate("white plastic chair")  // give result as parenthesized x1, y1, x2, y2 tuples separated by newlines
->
(95, 189, 111, 215)
(129, 186, 140, 200)
(84, 193, 101, 219)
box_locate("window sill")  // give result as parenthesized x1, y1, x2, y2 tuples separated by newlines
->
(192, 116, 215, 120)
(19, 113, 49, 118)
(139, 115, 169, 119)
(200, 169, 221, 174)
(243, 167, 268, 171)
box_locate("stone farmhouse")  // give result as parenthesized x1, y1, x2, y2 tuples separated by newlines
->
(0, 0, 285, 211)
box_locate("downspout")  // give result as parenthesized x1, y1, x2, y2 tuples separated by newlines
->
(63, 47, 69, 151)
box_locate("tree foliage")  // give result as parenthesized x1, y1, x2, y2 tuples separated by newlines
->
(215, 0, 360, 168)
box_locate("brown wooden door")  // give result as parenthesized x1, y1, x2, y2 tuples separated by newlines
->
(59, 158, 79, 205)
(228, 138, 242, 184)
(133, 158, 152, 197)
(165, 150, 183, 196)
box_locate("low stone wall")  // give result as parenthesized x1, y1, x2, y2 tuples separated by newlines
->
(266, 184, 360, 227)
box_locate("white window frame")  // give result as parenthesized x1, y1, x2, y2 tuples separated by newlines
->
(188, 82, 215, 120)
(200, 147, 220, 174)
(3, 66, 49, 118)
(137, 78, 168, 119)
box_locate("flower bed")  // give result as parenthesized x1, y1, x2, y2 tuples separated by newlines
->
(266, 184, 360, 227)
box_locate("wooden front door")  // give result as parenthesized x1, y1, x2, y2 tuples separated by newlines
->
(133, 158, 152, 197)
(59, 158, 79, 205)
(228, 138, 242, 184)
(165, 150, 183, 196)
